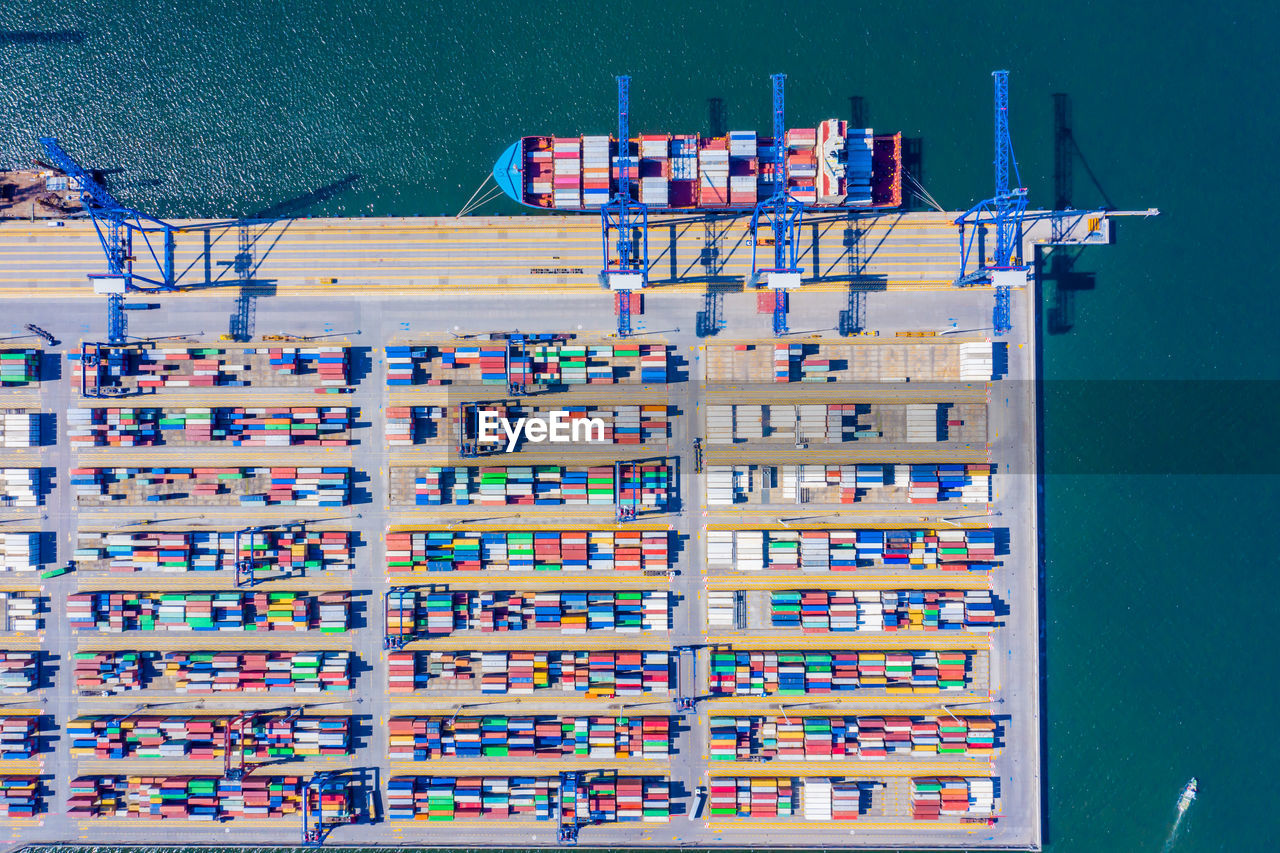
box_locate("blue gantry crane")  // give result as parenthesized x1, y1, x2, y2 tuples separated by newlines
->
(301, 770, 359, 845)
(557, 770, 606, 844)
(233, 526, 263, 587)
(38, 137, 245, 343)
(953, 71, 1030, 334)
(382, 588, 416, 649)
(600, 76, 648, 337)
(302, 771, 337, 844)
(749, 74, 805, 335)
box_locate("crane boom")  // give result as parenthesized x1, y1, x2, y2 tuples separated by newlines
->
(749, 74, 805, 334)
(953, 71, 1030, 333)
(600, 76, 649, 336)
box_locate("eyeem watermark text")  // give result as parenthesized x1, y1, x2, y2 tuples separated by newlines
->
(477, 410, 607, 452)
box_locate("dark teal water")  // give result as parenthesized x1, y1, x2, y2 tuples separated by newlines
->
(3, 2, 1277, 850)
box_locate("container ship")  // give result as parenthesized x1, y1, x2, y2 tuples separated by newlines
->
(493, 121, 902, 212)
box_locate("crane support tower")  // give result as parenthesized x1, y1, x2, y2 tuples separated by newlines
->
(749, 74, 805, 335)
(600, 76, 649, 337)
(953, 71, 1029, 333)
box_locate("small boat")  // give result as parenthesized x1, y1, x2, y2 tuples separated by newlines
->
(1177, 778, 1197, 814)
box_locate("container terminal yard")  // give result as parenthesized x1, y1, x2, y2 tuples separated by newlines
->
(0, 73, 1155, 851)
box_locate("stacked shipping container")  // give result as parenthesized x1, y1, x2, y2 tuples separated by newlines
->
(387, 775, 669, 822)
(412, 464, 668, 509)
(73, 651, 146, 694)
(386, 530, 669, 574)
(0, 593, 42, 631)
(0, 718, 38, 759)
(0, 413, 41, 447)
(388, 650, 670, 697)
(708, 778, 794, 817)
(582, 135, 611, 208)
(164, 651, 352, 694)
(69, 775, 355, 821)
(0, 533, 40, 572)
(706, 528, 998, 572)
(802, 778, 865, 820)
(384, 588, 670, 637)
(72, 346, 349, 390)
(903, 464, 992, 504)
(0, 469, 42, 507)
(66, 591, 350, 633)
(638, 135, 669, 206)
(699, 138, 729, 206)
(0, 653, 38, 694)
(911, 777, 998, 820)
(709, 715, 998, 760)
(68, 715, 350, 760)
(553, 138, 582, 208)
(706, 403, 863, 444)
(709, 650, 972, 695)
(0, 778, 38, 816)
(386, 343, 668, 386)
(71, 466, 351, 507)
(74, 529, 352, 573)
(388, 716, 670, 760)
(768, 590, 996, 632)
(0, 350, 39, 385)
(785, 126, 818, 203)
(67, 407, 351, 447)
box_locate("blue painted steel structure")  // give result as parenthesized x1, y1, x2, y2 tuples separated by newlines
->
(40, 138, 231, 290)
(557, 771, 606, 844)
(558, 770, 582, 844)
(770, 290, 788, 336)
(39, 138, 245, 342)
(953, 71, 1029, 333)
(301, 771, 333, 844)
(382, 588, 413, 649)
(600, 76, 648, 337)
(234, 527, 261, 587)
(302, 771, 355, 845)
(749, 74, 804, 335)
